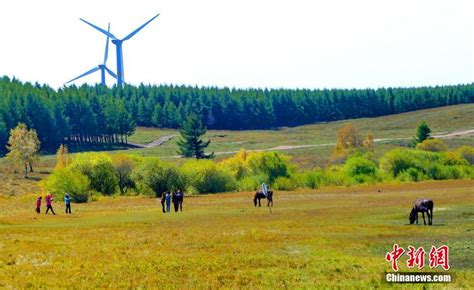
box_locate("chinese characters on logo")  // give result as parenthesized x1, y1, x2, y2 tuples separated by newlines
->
(385, 244, 450, 271)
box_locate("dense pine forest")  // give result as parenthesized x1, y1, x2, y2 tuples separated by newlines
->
(0, 76, 473, 153)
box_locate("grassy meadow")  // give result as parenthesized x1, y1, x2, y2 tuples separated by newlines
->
(0, 180, 472, 288)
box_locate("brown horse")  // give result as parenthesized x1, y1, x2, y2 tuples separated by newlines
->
(409, 199, 434, 225)
(254, 190, 273, 208)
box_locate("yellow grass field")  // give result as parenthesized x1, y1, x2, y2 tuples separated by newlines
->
(0, 180, 472, 288)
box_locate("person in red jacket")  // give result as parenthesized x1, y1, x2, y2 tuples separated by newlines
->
(45, 194, 56, 215)
(35, 196, 42, 213)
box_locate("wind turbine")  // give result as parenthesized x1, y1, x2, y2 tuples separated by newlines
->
(80, 13, 160, 86)
(66, 23, 117, 86)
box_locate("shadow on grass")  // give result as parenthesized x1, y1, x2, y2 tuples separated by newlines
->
(43, 143, 143, 154)
(403, 223, 446, 226)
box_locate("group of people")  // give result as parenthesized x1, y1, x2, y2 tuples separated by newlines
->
(160, 190, 184, 213)
(35, 193, 72, 215)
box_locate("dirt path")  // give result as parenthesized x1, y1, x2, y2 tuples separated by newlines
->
(212, 128, 474, 156)
(432, 129, 474, 139)
(129, 135, 176, 148)
(142, 128, 472, 158)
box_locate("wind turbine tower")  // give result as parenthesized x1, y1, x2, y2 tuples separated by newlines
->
(66, 23, 117, 85)
(80, 13, 160, 86)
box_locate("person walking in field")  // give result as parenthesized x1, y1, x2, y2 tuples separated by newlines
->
(45, 194, 56, 215)
(64, 193, 72, 214)
(160, 192, 166, 213)
(165, 191, 171, 213)
(35, 195, 42, 214)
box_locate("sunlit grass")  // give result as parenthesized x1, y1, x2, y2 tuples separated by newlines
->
(0, 180, 472, 288)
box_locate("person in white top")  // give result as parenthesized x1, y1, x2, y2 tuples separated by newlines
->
(261, 183, 268, 197)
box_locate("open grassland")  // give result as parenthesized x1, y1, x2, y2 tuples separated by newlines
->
(0, 180, 472, 288)
(125, 104, 474, 166)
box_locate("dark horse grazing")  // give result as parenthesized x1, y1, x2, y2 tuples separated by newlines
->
(409, 199, 434, 225)
(254, 190, 273, 207)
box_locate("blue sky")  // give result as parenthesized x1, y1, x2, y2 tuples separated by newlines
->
(0, 0, 472, 89)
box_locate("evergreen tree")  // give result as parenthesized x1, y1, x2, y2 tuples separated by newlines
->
(151, 103, 162, 127)
(177, 114, 214, 159)
(0, 119, 8, 152)
(412, 121, 431, 146)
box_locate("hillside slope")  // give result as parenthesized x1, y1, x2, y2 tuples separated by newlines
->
(127, 104, 474, 162)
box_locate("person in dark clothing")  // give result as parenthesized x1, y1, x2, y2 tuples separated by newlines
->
(64, 193, 72, 214)
(35, 196, 42, 214)
(176, 189, 184, 212)
(172, 191, 179, 212)
(45, 194, 56, 215)
(160, 192, 166, 213)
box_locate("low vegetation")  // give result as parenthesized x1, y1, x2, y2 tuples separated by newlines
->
(39, 141, 474, 201)
(0, 181, 472, 288)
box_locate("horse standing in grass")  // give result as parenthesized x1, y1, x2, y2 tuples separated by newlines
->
(409, 199, 434, 225)
(254, 190, 273, 208)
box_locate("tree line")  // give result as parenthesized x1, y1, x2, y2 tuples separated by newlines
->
(0, 76, 135, 153)
(1, 75, 473, 153)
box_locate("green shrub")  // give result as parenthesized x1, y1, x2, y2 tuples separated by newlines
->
(303, 170, 320, 189)
(41, 167, 90, 203)
(459, 166, 474, 179)
(69, 153, 118, 196)
(182, 160, 236, 194)
(247, 152, 291, 183)
(379, 148, 439, 177)
(132, 158, 186, 197)
(237, 174, 266, 191)
(272, 176, 301, 191)
(112, 154, 140, 194)
(344, 155, 377, 177)
(315, 166, 349, 186)
(397, 168, 424, 182)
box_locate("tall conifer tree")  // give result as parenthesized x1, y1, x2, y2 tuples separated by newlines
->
(177, 114, 214, 159)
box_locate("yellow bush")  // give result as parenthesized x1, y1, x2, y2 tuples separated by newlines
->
(220, 148, 249, 179)
(416, 138, 447, 152)
(442, 151, 469, 166)
(456, 146, 474, 165)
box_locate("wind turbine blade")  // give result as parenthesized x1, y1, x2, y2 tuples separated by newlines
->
(122, 13, 159, 41)
(104, 23, 110, 64)
(80, 18, 118, 40)
(104, 66, 117, 79)
(66, 67, 100, 84)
